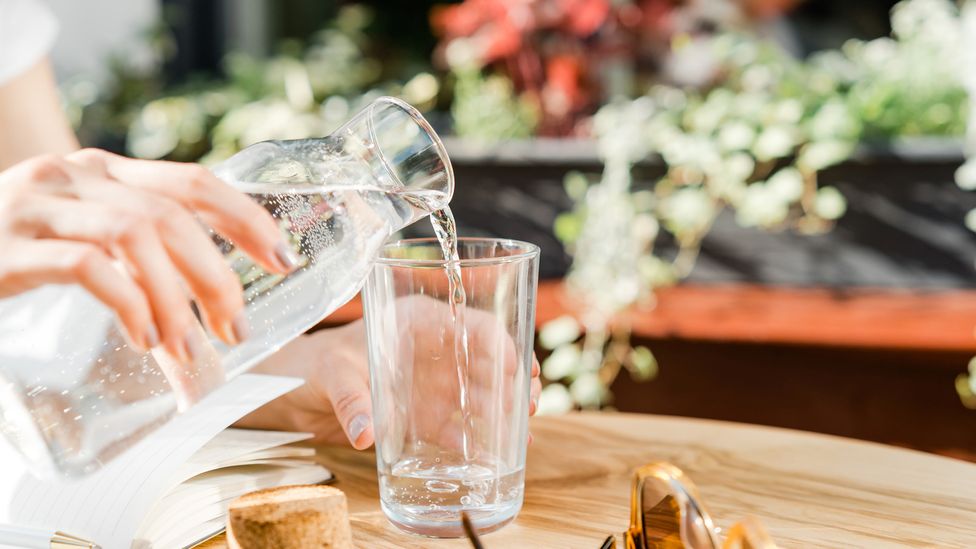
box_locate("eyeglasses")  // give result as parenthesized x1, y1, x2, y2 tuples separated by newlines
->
(463, 463, 778, 549)
(607, 462, 777, 549)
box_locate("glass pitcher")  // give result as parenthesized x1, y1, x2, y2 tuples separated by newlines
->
(0, 97, 454, 478)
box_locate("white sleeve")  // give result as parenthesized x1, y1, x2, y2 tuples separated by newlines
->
(0, 0, 58, 86)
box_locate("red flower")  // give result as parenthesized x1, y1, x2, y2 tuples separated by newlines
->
(560, 0, 611, 36)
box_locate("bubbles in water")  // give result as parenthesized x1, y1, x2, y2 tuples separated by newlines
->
(425, 480, 459, 493)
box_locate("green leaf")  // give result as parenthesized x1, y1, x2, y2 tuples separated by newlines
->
(554, 212, 584, 244)
(563, 171, 590, 200)
(629, 346, 659, 381)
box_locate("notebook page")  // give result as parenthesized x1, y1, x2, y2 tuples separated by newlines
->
(183, 429, 312, 473)
(0, 374, 303, 549)
(142, 462, 332, 548)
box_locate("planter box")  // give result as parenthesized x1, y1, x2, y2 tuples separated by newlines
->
(386, 137, 976, 459)
(406, 137, 976, 288)
(321, 280, 976, 458)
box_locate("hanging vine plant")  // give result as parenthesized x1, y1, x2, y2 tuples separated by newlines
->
(536, 0, 970, 413)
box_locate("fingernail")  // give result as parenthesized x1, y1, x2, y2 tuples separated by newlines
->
(530, 395, 539, 415)
(145, 324, 160, 349)
(274, 242, 300, 272)
(348, 414, 370, 444)
(528, 432, 534, 446)
(184, 327, 205, 364)
(230, 312, 251, 344)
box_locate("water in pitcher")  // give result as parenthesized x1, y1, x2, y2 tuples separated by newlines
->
(216, 181, 449, 377)
(0, 128, 452, 476)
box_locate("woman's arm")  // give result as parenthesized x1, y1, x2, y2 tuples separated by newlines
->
(0, 57, 78, 169)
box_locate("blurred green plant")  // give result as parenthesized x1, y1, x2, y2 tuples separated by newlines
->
(66, 5, 441, 165)
(449, 66, 539, 141)
(955, 0, 976, 409)
(537, 0, 971, 413)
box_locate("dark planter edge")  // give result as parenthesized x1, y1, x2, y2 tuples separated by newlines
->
(442, 136, 966, 167)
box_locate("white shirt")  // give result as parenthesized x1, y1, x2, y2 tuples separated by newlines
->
(0, 0, 83, 378)
(0, 0, 57, 85)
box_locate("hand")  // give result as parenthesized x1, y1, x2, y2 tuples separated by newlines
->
(0, 149, 296, 366)
(238, 312, 543, 450)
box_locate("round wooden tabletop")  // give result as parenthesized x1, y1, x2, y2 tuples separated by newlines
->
(206, 412, 976, 548)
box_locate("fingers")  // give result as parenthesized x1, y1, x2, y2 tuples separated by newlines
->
(318, 354, 374, 450)
(12, 193, 201, 362)
(0, 238, 156, 350)
(66, 148, 298, 274)
(73, 179, 248, 344)
(24, 154, 249, 345)
(529, 375, 542, 416)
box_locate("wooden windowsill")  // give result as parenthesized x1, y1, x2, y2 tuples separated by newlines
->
(322, 281, 976, 353)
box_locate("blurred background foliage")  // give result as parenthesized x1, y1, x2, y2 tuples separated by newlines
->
(65, 0, 968, 162)
(58, 0, 975, 412)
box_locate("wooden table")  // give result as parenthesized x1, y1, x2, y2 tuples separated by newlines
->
(204, 412, 976, 548)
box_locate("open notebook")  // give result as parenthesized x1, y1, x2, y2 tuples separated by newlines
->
(135, 429, 332, 548)
(0, 374, 332, 549)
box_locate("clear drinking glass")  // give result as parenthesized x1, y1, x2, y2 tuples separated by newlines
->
(363, 238, 540, 537)
(0, 97, 453, 478)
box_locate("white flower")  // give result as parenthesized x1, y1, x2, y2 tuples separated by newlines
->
(861, 37, 898, 68)
(445, 38, 481, 69)
(632, 213, 660, 242)
(969, 360, 976, 393)
(741, 65, 773, 92)
(767, 168, 805, 203)
(663, 36, 720, 88)
(638, 255, 676, 287)
(539, 316, 582, 350)
(128, 96, 200, 159)
(569, 372, 605, 408)
(542, 345, 581, 380)
(752, 126, 795, 160)
(687, 103, 726, 135)
(772, 99, 804, 125)
(728, 39, 758, 68)
(732, 92, 765, 122)
(955, 159, 976, 190)
(660, 187, 715, 235)
(710, 174, 747, 204)
(661, 135, 719, 169)
(402, 72, 439, 106)
(809, 100, 858, 140)
(891, 0, 959, 43)
(964, 208, 976, 233)
(814, 186, 848, 220)
(736, 183, 789, 228)
(321, 96, 350, 123)
(537, 384, 574, 415)
(798, 140, 854, 171)
(594, 99, 655, 162)
(717, 121, 755, 151)
(724, 152, 755, 182)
